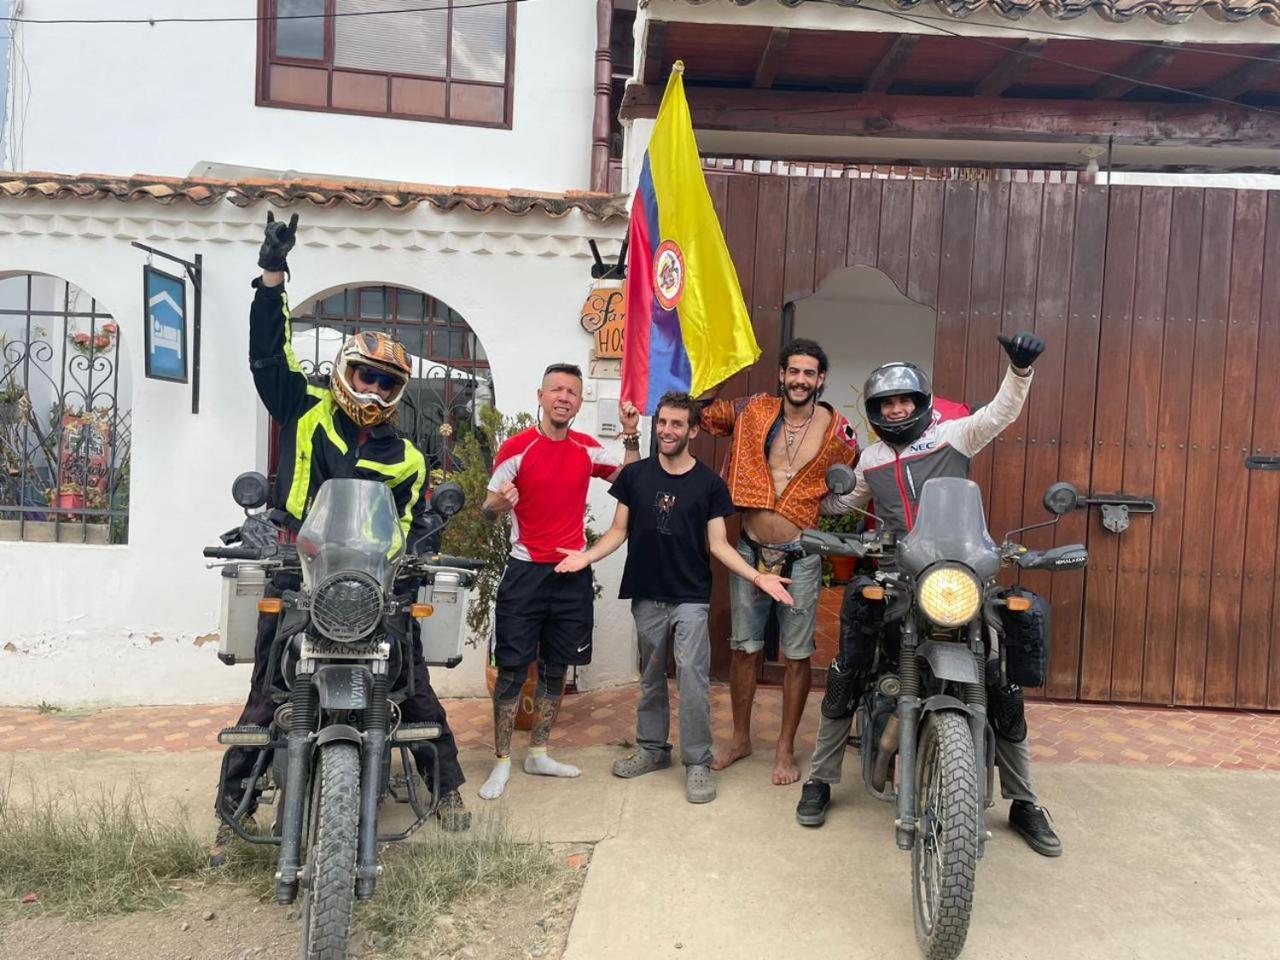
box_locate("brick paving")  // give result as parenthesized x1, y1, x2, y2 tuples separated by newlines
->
(1, 686, 1277, 771)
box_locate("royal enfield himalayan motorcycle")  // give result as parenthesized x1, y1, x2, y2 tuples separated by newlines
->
(801, 466, 1087, 960)
(203, 471, 483, 960)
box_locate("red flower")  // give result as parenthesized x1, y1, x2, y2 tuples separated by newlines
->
(101, 322, 118, 335)
(94, 336, 111, 349)
(72, 332, 90, 345)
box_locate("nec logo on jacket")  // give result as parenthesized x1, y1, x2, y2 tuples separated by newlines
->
(908, 440, 938, 454)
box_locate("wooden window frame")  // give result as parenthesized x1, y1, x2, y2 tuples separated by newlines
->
(256, 0, 517, 130)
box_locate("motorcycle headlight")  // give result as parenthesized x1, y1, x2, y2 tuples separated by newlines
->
(310, 572, 383, 643)
(917, 565, 982, 628)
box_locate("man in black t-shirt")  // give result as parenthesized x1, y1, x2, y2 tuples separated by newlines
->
(555, 391, 793, 803)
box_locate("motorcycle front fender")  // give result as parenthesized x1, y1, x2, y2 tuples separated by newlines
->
(919, 693, 974, 718)
(916, 640, 982, 684)
(312, 665, 374, 711)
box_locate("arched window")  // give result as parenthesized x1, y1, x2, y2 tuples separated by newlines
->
(274, 284, 493, 475)
(0, 274, 131, 544)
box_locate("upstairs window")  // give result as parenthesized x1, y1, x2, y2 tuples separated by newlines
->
(258, 0, 515, 127)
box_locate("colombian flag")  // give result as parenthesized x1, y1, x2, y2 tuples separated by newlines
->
(621, 63, 760, 415)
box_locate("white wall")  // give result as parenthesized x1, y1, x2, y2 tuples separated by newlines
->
(0, 195, 633, 706)
(792, 265, 936, 447)
(7, 0, 597, 193)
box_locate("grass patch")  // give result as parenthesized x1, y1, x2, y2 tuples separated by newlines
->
(358, 814, 561, 946)
(35, 701, 62, 714)
(0, 776, 206, 920)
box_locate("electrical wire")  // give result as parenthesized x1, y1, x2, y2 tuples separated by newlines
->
(811, 1, 1280, 65)
(853, 3, 1280, 115)
(4, 0, 528, 26)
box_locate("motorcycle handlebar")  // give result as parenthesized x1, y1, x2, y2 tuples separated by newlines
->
(203, 545, 268, 561)
(419, 554, 486, 571)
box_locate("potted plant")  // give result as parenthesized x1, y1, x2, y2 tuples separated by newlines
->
(819, 511, 863, 584)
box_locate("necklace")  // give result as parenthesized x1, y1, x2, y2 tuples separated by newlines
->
(780, 406, 816, 481)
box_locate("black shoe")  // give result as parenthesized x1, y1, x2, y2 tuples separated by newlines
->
(1009, 801, 1062, 857)
(795, 780, 831, 828)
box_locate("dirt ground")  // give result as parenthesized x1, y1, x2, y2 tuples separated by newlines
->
(0, 843, 591, 960)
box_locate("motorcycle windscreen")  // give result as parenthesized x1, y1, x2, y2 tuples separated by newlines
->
(296, 478, 406, 590)
(898, 477, 1000, 582)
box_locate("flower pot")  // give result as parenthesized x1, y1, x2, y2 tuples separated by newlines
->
(484, 662, 539, 731)
(829, 555, 856, 585)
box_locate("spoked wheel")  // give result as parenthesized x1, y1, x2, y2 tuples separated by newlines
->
(911, 712, 979, 960)
(299, 742, 360, 960)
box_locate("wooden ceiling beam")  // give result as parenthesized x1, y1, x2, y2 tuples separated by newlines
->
(753, 27, 791, 89)
(971, 38, 1047, 97)
(1090, 42, 1181, 99)
(641, 20, 668, 86)
(619, 83, 1280, 147)
(863, 34, 920, 94)
(1202, 47, 1280, 101)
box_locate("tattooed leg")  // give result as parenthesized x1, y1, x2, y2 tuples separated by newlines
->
(525, 662, 579, 779)
(479, 670, 523, 801)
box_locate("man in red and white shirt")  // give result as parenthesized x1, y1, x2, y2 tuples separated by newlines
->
(478, 362, 640, 799)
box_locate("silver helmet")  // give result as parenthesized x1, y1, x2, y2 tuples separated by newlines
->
(864, 362, 933, 445)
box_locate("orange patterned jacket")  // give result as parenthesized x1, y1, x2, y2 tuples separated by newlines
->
(702, 394, 860, 532)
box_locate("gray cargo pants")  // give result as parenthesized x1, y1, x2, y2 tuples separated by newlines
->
(808, 707, 1035, 802)
(632, 600, 713, 768)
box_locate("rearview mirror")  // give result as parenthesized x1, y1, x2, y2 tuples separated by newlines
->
(231, 471, 270, 511)
(1043, 482, 1080, 516)
(431, 482, 466, 519)
(826, 463, 855, 497)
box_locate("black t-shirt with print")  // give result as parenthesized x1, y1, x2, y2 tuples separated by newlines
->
(609, 457, 736, 604)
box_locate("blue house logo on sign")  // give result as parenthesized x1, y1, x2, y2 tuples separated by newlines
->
(144, 266, 187, 383)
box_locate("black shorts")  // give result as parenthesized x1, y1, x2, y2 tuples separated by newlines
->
(493, 558, 594, 668)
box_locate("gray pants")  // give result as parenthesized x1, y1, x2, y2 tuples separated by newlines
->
(632, 600, 713, 768)
(808, 708, 1035, 803)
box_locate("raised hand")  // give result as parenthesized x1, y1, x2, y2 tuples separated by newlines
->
(619, 399, 640, 434)
(258, 210, 300, 272)
(997, 331, 1045, 372)
(555, 548, 590, 574)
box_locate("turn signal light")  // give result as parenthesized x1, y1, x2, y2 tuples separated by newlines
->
(862, 586, 886, 601)
(1005, 596, 1032, 612)
(410, 603, 435, 619)
(258, 598, 284, 615)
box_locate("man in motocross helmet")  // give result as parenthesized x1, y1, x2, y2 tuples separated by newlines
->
(214, 212, 470, 864)
(795, 331, 1064, 858)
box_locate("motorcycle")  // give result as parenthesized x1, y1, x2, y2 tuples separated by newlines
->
(801, 467, 1087, 960)
(203, 471, 484, 960)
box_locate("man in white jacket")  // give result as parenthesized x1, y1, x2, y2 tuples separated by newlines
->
(796, 331, 1062, 858)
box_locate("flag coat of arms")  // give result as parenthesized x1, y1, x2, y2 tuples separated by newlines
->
(621, 63, 760, 414)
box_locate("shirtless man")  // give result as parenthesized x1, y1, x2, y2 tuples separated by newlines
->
(700, 340, 860, 784)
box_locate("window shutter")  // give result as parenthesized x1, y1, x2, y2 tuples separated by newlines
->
(333, 0, 448, 77)
(450, 0, 507, 83)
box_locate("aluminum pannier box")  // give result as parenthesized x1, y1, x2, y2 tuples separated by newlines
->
(218, 564, 267, 665)
(417, 571, 470, 668)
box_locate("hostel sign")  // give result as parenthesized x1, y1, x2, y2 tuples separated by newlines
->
(579, 282, 626, 359)
(143, 264, 188, 383)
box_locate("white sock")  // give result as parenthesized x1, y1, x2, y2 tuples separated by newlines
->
(524, 746, 580, 779)
(478, 756, 512, 800)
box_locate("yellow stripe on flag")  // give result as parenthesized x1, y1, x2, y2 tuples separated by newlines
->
(647, 63, 760, 396)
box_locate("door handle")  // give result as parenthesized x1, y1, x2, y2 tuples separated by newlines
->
(1245, 455, 1280, 471)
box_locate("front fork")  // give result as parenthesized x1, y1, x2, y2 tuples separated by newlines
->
(275, 673, 315, 903)
(964, 620, 991, 858)
(356, 671, 390, 900)
(894, 621, 920, 851)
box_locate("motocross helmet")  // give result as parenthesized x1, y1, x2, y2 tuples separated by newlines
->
(864, 361, 933, 446)
(331, 330, 412, 428)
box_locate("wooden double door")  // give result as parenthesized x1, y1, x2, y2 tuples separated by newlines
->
(695, 172, 1280, 710)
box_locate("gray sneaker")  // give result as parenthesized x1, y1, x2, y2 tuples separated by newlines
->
(686, 764, 716, 804)
(612, 751, 671, 779)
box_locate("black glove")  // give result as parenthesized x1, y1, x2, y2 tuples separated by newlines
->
(258, 211, 299, 273)
(997, 331, 1045, 371)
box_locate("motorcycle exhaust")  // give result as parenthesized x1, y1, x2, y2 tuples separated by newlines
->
(871, 714, 900, 792)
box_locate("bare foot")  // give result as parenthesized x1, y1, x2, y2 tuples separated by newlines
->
(711, 740, 752, 771)
(772, 749, 800, 786)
